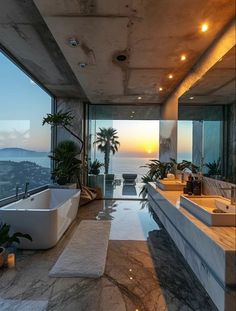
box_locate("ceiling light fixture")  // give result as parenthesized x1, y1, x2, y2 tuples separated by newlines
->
(181, 55, 186, 61)
(189, 96, 194, 100)
(159, 87, 163, 91)
(78, 63, 87, 68)
(68, 37, 80, 47)
(132, 111, 135, 114)
(168, 74, 173, 79)
(201, 23, 208, 32)
(138, 96, 142, 100)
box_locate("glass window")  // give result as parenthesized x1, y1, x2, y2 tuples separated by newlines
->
(0, 52, 51, 200)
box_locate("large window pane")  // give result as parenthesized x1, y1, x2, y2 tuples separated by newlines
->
(0, 52, 51, 200)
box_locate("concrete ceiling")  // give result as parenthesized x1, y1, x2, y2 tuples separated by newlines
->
(0, 0, 235, 104)
(0, 0, 86, 98)
(179, 45, 236, 105)
(33, 0, 235, 104)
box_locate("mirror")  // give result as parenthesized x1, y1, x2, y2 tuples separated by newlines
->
(178, 46, 236, 183)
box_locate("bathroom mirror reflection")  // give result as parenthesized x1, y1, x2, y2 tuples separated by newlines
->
(179, 46, 236, 184)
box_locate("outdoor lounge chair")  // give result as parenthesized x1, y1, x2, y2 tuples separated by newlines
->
(122, 174, 137, 185)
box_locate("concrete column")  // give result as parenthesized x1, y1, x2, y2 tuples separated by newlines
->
(159, 120, 177, 162)
(192, 121, 203, 168)
(56, 98, 84, 148)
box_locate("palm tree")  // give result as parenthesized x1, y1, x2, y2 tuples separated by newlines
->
(94, 127, 120, 174)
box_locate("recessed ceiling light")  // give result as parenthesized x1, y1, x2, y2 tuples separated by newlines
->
(78, 63, 87, 68)
(159, 87, 163, 91)
(132, 111, 135, 114)
(130, 115, 133, 118)
(168, 74, 173, 79)
(138, 96, 142, 100)
(189, 96, 194, 100)
(201, 23, 208, 32)
(181, 55, 186, 61)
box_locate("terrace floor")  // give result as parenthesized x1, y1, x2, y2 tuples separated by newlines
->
(0, 199, 216, 311)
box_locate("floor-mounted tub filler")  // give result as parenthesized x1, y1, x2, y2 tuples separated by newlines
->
(0, 188, 81, 249)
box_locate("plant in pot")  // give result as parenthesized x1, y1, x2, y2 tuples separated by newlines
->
(0, 223, 32, 268)
(141, 159, 174, 180)
(88, 160, 104, 190)
(89, 160, 104, 175)
(42, 110, 83, 153)
(205, 158, 221, 178)
(49, 140, 82, 186)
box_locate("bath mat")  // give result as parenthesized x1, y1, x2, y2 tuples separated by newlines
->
(49, 220, 111, 278)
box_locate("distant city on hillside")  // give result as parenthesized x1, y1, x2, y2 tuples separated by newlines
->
(0, 147, 48, 157)
(0, 148, 51, 200)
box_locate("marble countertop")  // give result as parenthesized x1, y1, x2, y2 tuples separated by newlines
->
(149, 182, 236, 251)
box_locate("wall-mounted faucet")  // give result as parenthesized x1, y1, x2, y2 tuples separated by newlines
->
(23, 182, 30, 199)
(220, 186, 236, 205)
(15, 184, 19, 200)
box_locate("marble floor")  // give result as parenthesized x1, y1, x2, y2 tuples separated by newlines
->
(0, 199, 217, 311)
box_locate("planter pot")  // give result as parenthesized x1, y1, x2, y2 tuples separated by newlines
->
(57, 176, 68, 185)
(0, 247, 6, 268)
(88, 174, 105, 196)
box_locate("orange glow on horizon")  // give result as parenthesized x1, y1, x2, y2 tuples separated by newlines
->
(113, 120, 159, 157)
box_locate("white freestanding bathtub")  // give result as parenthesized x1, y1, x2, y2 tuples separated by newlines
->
(0, 188, 81, 249)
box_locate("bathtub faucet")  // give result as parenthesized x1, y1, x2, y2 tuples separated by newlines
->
(15, 184, 19, 200)
(23, 182, 30, 199)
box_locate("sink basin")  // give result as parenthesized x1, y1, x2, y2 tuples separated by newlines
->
(156, 179, 186, 191)
(180, 195, 236, 226)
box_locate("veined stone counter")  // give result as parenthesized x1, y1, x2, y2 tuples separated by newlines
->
(147, 182, 236, 311)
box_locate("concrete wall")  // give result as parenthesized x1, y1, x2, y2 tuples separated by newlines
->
(159, 121, 177, 162)
(56, 98, 84, 150)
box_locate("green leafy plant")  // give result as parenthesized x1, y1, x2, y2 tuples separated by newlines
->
(49, 140, 82, 185)
(42, 110, 83, 153)
(141, 159, 173, 180)
(89, 160, 104, 175)
(205, 158, 221, 177)
(0, 223, 32, 247)
(170, 158, 199, 174)
(94, 127, 120, 174)
(139, 174, 154, 199)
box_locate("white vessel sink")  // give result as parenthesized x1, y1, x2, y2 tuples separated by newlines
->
(180, 195, 236, 226)
(156, 179, 186, 191)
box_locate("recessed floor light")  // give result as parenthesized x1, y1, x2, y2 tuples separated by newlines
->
(201, 23, 208, 32)
(181, 55, 186, 61)
(138, 96, 142, 100)
(168, 74, 173, 79)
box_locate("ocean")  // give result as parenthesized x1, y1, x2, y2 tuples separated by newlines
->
(1, 154, 191, 180)
(0, 156, 150, 177)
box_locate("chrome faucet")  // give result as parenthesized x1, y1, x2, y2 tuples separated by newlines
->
(23, 182, 30, 199)
(15, 184, 19, 200)
(220, 186, 236, 205)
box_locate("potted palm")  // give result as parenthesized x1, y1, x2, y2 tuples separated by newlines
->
(0, 223, 32, 268)
(89, 160, 104, 175)
(88, 160, 105, 192)
(49, 140, 82, 186)
(94, 127, 120, 182)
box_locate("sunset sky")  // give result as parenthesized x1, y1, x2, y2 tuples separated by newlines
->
(0, 52, 51, 151)
(113, 120, 159, 157)
(0, 51, 192, 159)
